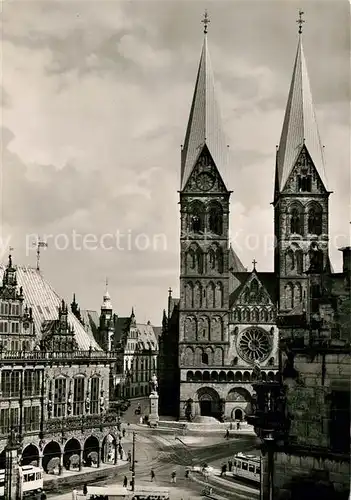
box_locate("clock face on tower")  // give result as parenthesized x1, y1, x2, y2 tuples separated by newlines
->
(196, 172, 215, 191)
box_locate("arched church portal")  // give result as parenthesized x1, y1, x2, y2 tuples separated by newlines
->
(196, 387, 220, 419)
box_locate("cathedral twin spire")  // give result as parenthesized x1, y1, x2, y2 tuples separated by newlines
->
(181, 11, 228, 190)
(276, 10, 328, 194)
(182, 10, 327, 195)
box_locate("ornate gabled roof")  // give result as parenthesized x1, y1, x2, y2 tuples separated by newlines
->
(229, 271, 277, 308)
(276, 36, 327, 193)
(229, 244, 246, 272)
(0, 265, 101, 350)
(181, 34, 228, 190)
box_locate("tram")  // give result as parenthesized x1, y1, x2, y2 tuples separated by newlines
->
(231, 452, 261, 484)
(0, 465, 44, 498)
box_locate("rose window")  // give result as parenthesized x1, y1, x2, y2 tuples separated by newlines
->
(237, 328, 271, 363)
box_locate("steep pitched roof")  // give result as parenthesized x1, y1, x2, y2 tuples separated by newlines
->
(0, 265, 101, 350)
(181, 34, 228, 190)
(136, 322, 159, 351)
(80, 309, 99, 337)
(229, 245, 246, 272)
(276, 36, 327, 192)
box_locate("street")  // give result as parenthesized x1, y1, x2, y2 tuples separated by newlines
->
(47, 428, 258, 500)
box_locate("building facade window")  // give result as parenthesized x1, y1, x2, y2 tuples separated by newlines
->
(1, 371, 20, 397)
(54, 378, 67, 417)
(0, 322, 8, 333)
(73, 377, 85, 415)
(24, 371, 41, 397)
(23, 406, 40, 432)
(90, 377, 100, 414)
(0, 408, 19, 435)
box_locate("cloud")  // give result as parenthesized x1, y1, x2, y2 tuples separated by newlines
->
(1, 1, 349, 324)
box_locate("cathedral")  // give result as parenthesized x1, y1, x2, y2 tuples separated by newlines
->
(159, 15, 334, 422)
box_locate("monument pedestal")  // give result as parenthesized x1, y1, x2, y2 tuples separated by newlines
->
(149, 393, 159, 428)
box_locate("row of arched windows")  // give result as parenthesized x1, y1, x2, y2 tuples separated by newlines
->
(184, 281, 223, 309)
(284, 282, 304, 310)
(185, 245, 223, 274)
(285, 249, 303, 274)
(285, 244, 324, 274)
(289, 203, 323, 236)
(183, 315, 224, 342)
(231, 308, 275, 323)
(185, 370, 278, 383)
(182, 346, 224, 366)
(187, 201, 224, 235)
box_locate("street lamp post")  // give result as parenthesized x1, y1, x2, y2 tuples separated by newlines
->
(247, 381, 289, 500)
(131, 431, 136, 492)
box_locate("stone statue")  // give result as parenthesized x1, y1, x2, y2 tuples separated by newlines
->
(252, 362, 263, 381)
(150, 374, 158, 394)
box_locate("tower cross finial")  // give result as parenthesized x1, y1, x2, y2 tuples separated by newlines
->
(201, 10, 210, 34)
(296, 9, 305, 35)
(252, 259, 257, 270)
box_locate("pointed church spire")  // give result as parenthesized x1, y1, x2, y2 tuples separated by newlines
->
(275, 12, 327, 193)
(181, 12, 228, 190)
(101, 278, 112, 311)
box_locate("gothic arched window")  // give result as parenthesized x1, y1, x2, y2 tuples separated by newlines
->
(196, 247, 204, 274)
(290, 208, 303, 235)
(295, 250, 303, 274)
(189, 202, 205, 233)
(216, 247, 223, 273)
(286, 250, 294, 272)
(208, 203, 223, 235)
(308, 206, 322, 235)
(208, 248, 216, 270)
(285, 283, 294, 310)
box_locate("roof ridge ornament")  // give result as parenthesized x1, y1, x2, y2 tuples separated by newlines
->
(201, 10, 210, 35)
(296, 9, 305, 35)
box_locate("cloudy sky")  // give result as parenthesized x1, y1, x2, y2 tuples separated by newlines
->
(1, 0, 349, 325)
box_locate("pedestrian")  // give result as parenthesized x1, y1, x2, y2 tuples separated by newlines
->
(228, 459, 233, 472)
(83, 483, 88, 495)
(150, 469, 155, 482)
(185, 469, 189, 479)
(139, 415, 143, 424)
(220, 464, 226, 477)
(127, 450, 132, 463)
(72, 489, 77, 500)
(123, 475, 128, 488)
(237, 421, 241, 430)
(171, 470, 176, 483)
(122, 428, 126, 438)
(225, 429, 229, 439)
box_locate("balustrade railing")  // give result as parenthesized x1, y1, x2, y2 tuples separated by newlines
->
(43, 412, 119, 433)
(0, 350, 121, 362)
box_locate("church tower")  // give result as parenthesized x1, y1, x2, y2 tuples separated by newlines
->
(274, 15, 330, 318)
(178, 13, 231, 419)
(99, 280, 114, 351)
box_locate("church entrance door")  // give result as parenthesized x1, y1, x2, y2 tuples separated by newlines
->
(196, 387, 221, 419)
(200, 400, 212, 416)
